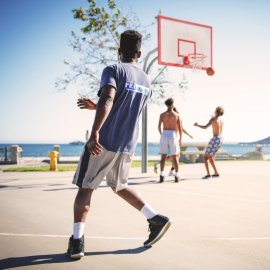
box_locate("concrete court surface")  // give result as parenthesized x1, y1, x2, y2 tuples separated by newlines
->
(0, 161, 269, 270)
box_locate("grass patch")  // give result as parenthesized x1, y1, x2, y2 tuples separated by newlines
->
(131, 160, 174, 167)
(3, 161, 179, 172)
(132, 160, 159, 167)
(3, 165, 77, 172)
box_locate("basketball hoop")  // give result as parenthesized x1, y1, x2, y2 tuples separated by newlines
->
(187, 53, 207, 71)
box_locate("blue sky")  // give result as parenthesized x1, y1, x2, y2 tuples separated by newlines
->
(1, 0, 270, 143)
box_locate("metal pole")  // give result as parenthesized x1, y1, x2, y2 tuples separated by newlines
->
(4, 147, 8, 161)
(141, 104, 147, 173)
(143, 48, 158, 72)
(141, 48, 158, 173)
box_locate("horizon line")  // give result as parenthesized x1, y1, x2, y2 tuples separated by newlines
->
(0, 141, 245, 145)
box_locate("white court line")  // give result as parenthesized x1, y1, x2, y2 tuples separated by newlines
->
(138, 186, 270, 203)
(0, 232, 145, 240)
(217, 237, 270, 240)
(1, 233, 270, 242)
(175, 186, 264, 196)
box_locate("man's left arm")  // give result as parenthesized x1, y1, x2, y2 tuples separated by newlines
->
(177, 117, 183, 145)
(77, 98, 97, 110)
(182, 120, 193, 139)
(158, 115, 163, 134)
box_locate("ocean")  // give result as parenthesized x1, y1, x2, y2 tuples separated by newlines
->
(1, 143, 270, 158)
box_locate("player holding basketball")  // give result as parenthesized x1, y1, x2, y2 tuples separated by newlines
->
(67, 30, 172, 259)
(194, 106, 224, 179)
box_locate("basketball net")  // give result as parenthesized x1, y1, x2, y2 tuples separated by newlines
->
(187, 53, 207, 72)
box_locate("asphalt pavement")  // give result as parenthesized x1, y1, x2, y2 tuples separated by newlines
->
(0, 161, 269, 270)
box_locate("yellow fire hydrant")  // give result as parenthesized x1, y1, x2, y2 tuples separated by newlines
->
(48, 151, 59, 171)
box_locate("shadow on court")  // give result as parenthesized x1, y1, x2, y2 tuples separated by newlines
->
(0, 184, 76, 192)
(128, 180, 159, 185)
(0, 246, 148, 269)
(0, 177, 204, 192)
(43, 187, 77, 192)
(0, 184, 46, 190)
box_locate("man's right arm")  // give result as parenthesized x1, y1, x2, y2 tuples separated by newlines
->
(87, 85, 116, 155)
(194, 118, 214, 129)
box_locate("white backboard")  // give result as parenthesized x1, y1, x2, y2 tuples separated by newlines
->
(158, 15, 213, 70)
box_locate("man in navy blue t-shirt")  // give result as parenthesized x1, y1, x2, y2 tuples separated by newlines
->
(68, 30, 172, 259)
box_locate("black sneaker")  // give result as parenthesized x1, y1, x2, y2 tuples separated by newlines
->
(202, 175, 211, 180)
(159, 175, 164, 183)
(67, 235, 84, 259)
(175, 176, 179, 183)
(144, 214, 172, 247)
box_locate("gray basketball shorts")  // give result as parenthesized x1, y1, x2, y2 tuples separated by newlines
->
(160, 130, 179, 155)
(73, 146, 132, 192)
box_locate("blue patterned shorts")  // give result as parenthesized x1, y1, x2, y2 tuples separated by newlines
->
(205, 136, 222, 156)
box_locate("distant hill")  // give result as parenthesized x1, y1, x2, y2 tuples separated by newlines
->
(246, 136, 270, 144)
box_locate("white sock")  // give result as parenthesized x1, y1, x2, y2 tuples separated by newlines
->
(160, 171, 165, 177)
(73, 222, 85, 239)
(175, 172, 179, 177)
(140, 203, 158, 219)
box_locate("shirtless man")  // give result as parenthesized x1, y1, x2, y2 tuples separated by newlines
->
(155, 106, 193, 176)
(158, 98, 182, 183)
(194, 106, 224, 179)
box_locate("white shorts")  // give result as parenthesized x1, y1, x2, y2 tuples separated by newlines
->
(160, 130, 179, 155)
(73, 146, 132, 192)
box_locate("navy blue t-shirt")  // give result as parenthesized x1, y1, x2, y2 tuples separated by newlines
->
(98, 63, 151, 154)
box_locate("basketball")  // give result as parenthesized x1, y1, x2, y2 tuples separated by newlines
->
(183, 56, 190, 65)
(206, 67, 215, 76)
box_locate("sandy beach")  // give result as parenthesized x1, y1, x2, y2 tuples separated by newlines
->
(0, 160, 269, 270)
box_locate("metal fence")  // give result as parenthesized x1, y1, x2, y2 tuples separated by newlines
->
(0, 147, 10, 162)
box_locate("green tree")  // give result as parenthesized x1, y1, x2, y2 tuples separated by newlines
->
(55, 0, 177, 103)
